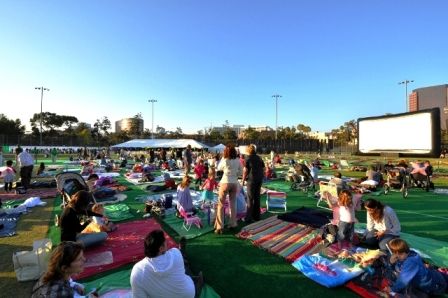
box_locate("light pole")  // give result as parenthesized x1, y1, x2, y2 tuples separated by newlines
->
(148, 99, 157, 139)
(398, 80, 414, 112)
(35, 86, 50, 146)
(272, 94, 282, 141)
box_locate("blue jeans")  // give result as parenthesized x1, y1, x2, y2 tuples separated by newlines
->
(365, 230, 398, 252)
(77, 232, 108, 248)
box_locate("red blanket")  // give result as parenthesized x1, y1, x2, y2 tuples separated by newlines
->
(76, 219, 177, 279)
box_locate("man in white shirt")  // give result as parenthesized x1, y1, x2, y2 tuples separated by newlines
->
(130, 230, 198, 298)
(15, 147, 34, 190)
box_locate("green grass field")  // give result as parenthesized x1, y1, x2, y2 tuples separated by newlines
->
(1, 155, 448, 297)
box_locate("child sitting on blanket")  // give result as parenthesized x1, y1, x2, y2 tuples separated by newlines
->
(385, 238, 447, 297)
(201, 171, 218, 201)
(83, 203, 117, 233)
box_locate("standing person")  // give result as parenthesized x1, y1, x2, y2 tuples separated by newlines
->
(325, 190, 356, 250)
(201, 172, 219, 202)
(193, 159, 205, 190)
(183, 145, 193, 174)
(31, 241, 98, 298)
(15, 147, 34, 190)
(130, 230, 198, 298)
(1, 160, 16, 192)
(242, 144, 264, 223)
(60, 190, 108, 248)
(215, 144, 243, 234)
(50, 147, 58, 164)
(363, 198, 401, 252)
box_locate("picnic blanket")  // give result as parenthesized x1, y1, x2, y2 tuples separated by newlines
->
(237, 216, 322, 263)
(278, 207, 332, 228)
(104, 203, 134, 222)
(81, 267, 221, 298)
(0, 212, 21, 237)
(262, 180, 292, 192)
(161, 210, 215, 239)
(77, 219, 177, 279)
(0, 188, 59, 201)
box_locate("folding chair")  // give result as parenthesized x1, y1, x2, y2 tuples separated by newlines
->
(266, 191, 287, 212)
(178, 206, 202, 231)
(317, 181, 338, 210)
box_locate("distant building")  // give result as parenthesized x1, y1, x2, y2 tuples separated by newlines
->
(115, 118, 144, 133)
(409, 84, 448, 129)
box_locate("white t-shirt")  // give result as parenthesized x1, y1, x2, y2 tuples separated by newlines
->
(217, 158, 242, 184)
(130, 248, 194, 298)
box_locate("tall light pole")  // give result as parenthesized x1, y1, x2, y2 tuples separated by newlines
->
(398, 80, 414, 112)
(272, 94, 282, 141)
(148, 99, 157, 139)
(35, 86, 50, 146)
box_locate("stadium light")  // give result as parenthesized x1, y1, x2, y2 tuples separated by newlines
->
(272, 94, 282, 141)
(35, 86, 50, 146)
(398, 80, 414, 112)
(148, 99, 157, 139)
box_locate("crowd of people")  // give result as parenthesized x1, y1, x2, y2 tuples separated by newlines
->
(2, 144, 447, 297)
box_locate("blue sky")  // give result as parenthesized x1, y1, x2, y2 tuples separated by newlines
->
(1, 0, 447, 134)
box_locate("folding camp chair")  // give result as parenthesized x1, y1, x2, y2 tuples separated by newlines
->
(178, 206, 202, 231)
(317, 181, 338, 210)
(266, 191, 287, 212)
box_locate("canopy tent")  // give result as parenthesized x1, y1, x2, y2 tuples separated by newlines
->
(209, 143, 225, 153)
(110, 139, 208, 149)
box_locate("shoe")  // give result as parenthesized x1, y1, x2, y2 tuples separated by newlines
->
(214, 229, 223, 234)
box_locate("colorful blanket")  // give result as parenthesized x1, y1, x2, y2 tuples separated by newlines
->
(237, 216, 322, 263)
(161, 211, 215, 239)
(0, 212, 21, 237)
(77, 219, 177, 279)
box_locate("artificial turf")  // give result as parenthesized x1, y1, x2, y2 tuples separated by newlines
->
(2, 155, 448, 298)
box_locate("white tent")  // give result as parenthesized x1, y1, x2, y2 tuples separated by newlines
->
(110, 139, 208, 149)
(209, 143, 225, 153)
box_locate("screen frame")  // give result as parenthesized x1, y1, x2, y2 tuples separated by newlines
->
(357, 108, 441, 157)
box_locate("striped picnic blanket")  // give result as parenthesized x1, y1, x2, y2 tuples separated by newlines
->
(237, 216, 322, 263)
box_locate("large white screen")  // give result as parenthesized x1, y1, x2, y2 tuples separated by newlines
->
(358, 112, 433, 153)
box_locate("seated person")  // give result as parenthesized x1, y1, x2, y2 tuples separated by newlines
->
(383, 160, 395, 173)
(385, 238, 447, 297)
(329, 172, 349, 192)
(360, 165, 382, 189)
(130, 230, 202, 298)
(265, 162, 276, 180)
(273, 154, 282, 165)
(80, 162, 94, 176)
(176, 176, 197, 216)
(32, 241, 98, 298)
(60, 190, 108, 248)
(146, 173, 177, 192)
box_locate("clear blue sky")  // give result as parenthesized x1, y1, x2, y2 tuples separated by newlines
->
(1, 0, 447, 134)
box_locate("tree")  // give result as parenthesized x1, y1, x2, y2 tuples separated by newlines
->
(30, 112, 78, 133)
(0, 114, 25, 136)
(156, 126, 167, 138)
(99, 116, 111, 135)
(223, 127, 237, 142)
(242, 126, 260, 141)
(209, 130, 222, 142)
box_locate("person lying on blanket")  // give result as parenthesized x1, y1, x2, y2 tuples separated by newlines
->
(32, 241, 99, 298)
(384, 238, 447, 297)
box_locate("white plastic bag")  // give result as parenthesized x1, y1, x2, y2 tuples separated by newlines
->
(13, 238, 52, 281)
